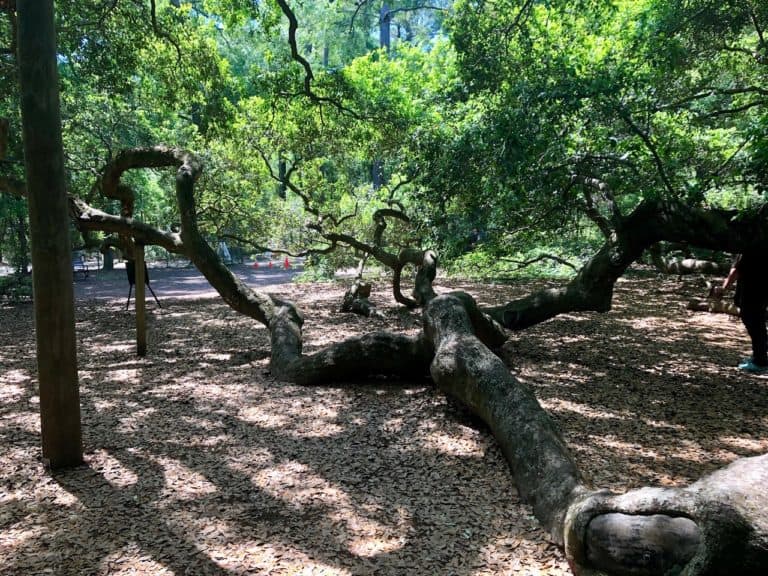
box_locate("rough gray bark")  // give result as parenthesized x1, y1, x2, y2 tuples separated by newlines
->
(424, 293, 586, 544)
(565, 454, 768, 575)
(424, 292, 768, 576)
(391, 247, 438, 308)
(17, 0, 82, 468)
(70, 196, 184, 254)
(584, 514, 701, 575)
(341, 279, 383, 318)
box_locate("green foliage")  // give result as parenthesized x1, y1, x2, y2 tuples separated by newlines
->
(432, 0, 768, 261)
(2, 0, 766, 281)
(296, 251, 357, 282)
(0, 273, 32, 302)
(447, 247, 580, 281)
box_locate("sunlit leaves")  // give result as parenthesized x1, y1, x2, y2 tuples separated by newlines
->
(442, 0, 768, 260)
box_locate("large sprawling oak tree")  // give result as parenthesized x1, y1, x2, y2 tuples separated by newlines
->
(2, 1, 768, 574)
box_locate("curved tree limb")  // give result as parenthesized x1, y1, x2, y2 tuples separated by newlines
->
(69, 196, 184, 253)
(97, 146, 187, 216)
(219, 232, 338, 259)
(274, 0, 362, 117)
(487, 198, 766, 330)
(391, 247, 433, 308)
(425, 292, 767, 575)
(94, 146, 190, 258)
(174, 153, 281, 326)
(570, 174, 622, 235)
(424, 293, 585, 543)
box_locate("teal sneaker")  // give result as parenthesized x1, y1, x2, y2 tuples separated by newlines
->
(738, 360, 768, 373)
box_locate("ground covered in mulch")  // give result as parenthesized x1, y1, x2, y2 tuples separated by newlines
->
(2, 269, 767, 575)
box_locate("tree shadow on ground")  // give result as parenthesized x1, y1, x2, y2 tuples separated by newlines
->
(0, 293, 561, 575)
(498, 272, 768, 491)
(3, 271, 761, 574)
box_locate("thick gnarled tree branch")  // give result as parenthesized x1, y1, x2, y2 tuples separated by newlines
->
(487, 198, 767, 330)
(8, 143, 768, 575)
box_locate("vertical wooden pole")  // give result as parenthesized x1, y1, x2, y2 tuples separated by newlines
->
(135, 244, 147, 356)
(17, 0, 82, 467)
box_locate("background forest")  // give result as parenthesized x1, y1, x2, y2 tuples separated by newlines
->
(2, 2, 768, 576)
(2, 0, 765, 278)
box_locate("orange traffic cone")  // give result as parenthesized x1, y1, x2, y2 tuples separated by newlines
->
(284, 257, 291, 269)
(252, 261, 259, 269)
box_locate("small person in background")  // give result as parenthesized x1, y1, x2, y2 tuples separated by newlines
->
(722, 249, 768, 373)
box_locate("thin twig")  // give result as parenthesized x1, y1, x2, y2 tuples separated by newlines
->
(501, 254, 578, 272)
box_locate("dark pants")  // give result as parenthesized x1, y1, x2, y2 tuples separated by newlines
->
(740, 299, 768, 366)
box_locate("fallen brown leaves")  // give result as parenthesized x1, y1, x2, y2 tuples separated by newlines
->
(1, 268, 766, 575)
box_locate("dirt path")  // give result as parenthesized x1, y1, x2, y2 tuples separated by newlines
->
(73, 262, 301, 303)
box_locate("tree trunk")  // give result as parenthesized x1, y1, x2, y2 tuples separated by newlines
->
(102, 247, 114, 271)
(134, 245, 147, 356)
(277, 157, 287, 199)
(14, 213, 29, 274)
(17, 0, 82, 468)
(379, 4, 391, 52)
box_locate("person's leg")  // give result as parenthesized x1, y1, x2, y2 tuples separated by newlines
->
(741, 302, 768, 366)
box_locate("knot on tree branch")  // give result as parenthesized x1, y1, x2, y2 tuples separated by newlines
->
(564, 454, 768, 576)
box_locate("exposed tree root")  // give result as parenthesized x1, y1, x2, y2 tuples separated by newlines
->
(340, 279, 384, 318)
(686, 297, 740, 316)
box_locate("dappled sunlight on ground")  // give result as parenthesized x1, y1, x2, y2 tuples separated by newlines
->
(1, 283, 562, 575)
(2, 268, 766, 575)
(492, 270, 768, 492)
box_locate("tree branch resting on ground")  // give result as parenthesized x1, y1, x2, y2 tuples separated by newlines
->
(5, 146, 768, 575)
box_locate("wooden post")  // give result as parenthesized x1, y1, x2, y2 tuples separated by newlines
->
(17, 0, 82, 468)
(135, 244, 147, 356)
